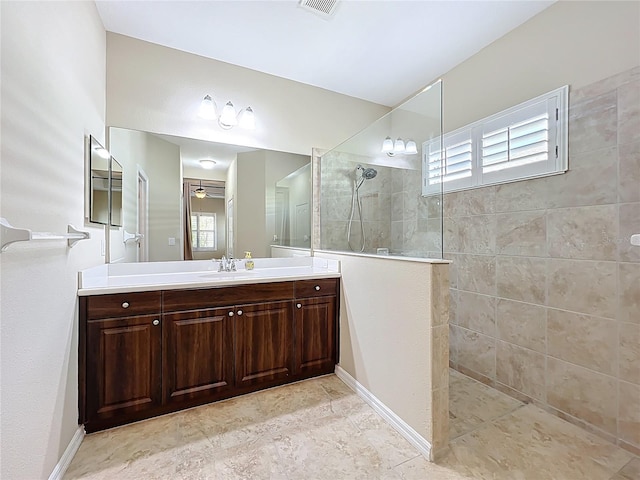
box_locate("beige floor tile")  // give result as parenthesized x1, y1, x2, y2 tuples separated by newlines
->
(444, 404, 633, 480)
(449, 368, 522, 439)
(65, 373, 637, 480)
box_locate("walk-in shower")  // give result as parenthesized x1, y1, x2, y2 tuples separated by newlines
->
(347, 164, 377, 252)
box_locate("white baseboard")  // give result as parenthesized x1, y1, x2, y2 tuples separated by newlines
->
(334, 365, 433, 461)
(48, 425, 85, 480)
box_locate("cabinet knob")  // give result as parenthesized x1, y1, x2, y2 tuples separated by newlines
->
(152, 319, 160, 326)
(296, 303, 302, 309)
(228, 311, 234, 317)
(237, 310, 243, 316)
(122, 302, 130, 308)
(314, 285, 321, 291)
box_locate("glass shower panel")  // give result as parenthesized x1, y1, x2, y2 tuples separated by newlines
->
(319, 80, 443, 258)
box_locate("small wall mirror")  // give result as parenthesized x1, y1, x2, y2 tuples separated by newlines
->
(89, 136, 110, 225)
(88, 135, 124, 227)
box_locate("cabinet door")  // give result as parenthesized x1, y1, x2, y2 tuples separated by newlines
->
(86, 315, 162, 421)
(294, 296, 336, 376)
(235, 301, 294, 388)
(163, 307, 234, 405)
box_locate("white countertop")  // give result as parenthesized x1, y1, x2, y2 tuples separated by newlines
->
(78, 257, 340, 296)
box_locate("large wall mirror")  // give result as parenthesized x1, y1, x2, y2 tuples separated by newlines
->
(107, 127, 311, 263)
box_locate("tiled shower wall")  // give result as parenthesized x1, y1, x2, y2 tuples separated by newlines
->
(447, 67, 640, 454)
(320, 153, 443, 257)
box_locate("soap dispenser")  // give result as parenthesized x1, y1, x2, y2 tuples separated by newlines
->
(244, 251, 254, 270)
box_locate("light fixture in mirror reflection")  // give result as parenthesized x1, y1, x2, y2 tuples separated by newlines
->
(88, 135, 122, 227)
(106, 127, 311, 264)
(381, 137, 418, 156)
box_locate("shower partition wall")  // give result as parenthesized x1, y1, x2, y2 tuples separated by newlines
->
(319, 80, 444, 258)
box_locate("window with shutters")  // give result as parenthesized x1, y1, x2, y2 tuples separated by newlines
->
(191, 212, 217, 251)
(423, 86, 568, 195)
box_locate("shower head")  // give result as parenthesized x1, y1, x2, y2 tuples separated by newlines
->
(356, 165, 378, 180)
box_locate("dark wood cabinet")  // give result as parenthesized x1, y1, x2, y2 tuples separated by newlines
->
(85, 314, 162, 423)
(235, 301, 294, 387)
(162, 307, 234, 406)
(294, 296, 336, 377)
(80, 278, 339, 432)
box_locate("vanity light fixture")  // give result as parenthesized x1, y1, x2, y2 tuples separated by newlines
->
(381, 137, 418, 157)
(199, 159, 217, 169)
(198, 95, 256, 130)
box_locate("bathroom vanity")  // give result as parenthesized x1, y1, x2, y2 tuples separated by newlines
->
(77, 258, 340, 432)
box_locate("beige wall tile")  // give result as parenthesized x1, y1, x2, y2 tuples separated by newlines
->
(443, 217, 459, 253)
(496, 256, 546, 304)
(619, 203, 640, 263)
(548, 259, 617, 318)
(547, 309, 617, 376)
(457, 254, 496, 296)
(430, 264, 450, 327)
(619, 381, 640, 447)
(496, 211, 547, 257)
(618, 79, 640, 146)
(619, 322, 640, 385)
(619, 263, 640, 324)
(445, 187, 496, 217)
(456, 327, 495, 379)
(495, 177, 547, 213)
(545, 147, 618, 209)
(570, 66, 639, 103)
(548, 205, 618, 261)
(568, 91, 618, 156)
(445, 253, 459, 289)
(458, 215, 496, 255)
(431, 387, 449, 451)
(456, 290, 496, 336)
(449, 324, 459, 366)
(619, 142, 640, 203)
(431, 325, 449, 390)
(547, 357, 617, 434)
(496, 341, 545, 401)
(449, 288, 458, 325)
(496, 299, 546, 353)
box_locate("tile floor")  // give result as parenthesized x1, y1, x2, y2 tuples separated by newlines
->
(64, 371, 638, 480)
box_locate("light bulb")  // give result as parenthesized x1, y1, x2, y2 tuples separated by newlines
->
(94, 147, 110, 159)
(393, 138, 405, 154)
(239, 107, 255, 130)
(219, 101, 238, 129)
(199, 95, 217, 120)
(405, 140, 418, 154)
(195, 188, 206, 199)
(381, 136, 394, 153)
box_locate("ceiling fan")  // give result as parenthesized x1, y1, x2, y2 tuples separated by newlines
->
(191, 179, 225, 199)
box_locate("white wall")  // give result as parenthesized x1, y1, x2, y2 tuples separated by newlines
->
(106, 33, 390, 155)
(439, 0, 640, 131)
(0, 2, 106, 478)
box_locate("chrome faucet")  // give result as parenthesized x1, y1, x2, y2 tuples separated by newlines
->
(217, 256, 236, 272)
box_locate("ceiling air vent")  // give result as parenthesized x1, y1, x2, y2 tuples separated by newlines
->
(299, 0, 339, 18)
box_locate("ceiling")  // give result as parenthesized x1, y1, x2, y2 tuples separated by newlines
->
(95, 0, 554, 107)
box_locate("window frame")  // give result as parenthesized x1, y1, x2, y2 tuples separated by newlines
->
(422, 85, 568, 196)
(191, 211, 217, 252)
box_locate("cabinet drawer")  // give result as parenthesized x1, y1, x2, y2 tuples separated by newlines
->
(163, 282, 294, 312)
(295, 278, 338, 298)
(86, 292, 162, 319)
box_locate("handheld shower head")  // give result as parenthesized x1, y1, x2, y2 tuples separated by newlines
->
(356, 164, 378, 180)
